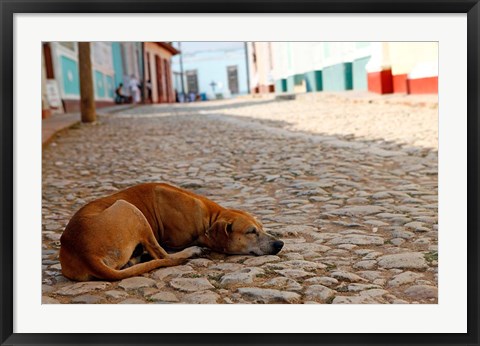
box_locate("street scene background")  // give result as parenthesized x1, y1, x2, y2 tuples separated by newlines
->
(42, 42, 438, 304)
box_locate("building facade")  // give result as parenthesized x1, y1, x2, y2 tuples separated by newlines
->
(171, 42, 249, 100)
(247, 42, 275, 94)
(111, 42, 144, 100)
(143, 42, 179, 104)
(366, 42, 438, 94)
(42, 42, 143, 113)
(42, 41, 178, 115)
(266, 42, 438, 96)
(270, 42, 372, 94)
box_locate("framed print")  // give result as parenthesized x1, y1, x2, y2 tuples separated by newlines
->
(1, 1, 479, 345)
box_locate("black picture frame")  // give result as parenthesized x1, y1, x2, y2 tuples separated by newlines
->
(1, 1, 479, 345)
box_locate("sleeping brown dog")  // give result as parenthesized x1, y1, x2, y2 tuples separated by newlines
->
(59, 183, 284, 281)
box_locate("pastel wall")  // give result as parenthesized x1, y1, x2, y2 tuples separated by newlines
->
(60, 56, 80, 96)
(353, 56, 369, 90)
(111, 42, 124, 88)
(389, 42, 438, 94)
(323, 62, 353, 91)
(305, 70, 323, 92)
(94, 71, 106, 98)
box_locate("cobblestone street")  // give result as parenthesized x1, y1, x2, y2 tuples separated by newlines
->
(42, 94, 438, 304)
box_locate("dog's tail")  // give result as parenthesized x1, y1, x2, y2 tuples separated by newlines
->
(88, 257, 187, 281)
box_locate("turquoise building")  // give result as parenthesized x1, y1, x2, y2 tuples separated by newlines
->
(43, 42, 143, 112)
(268, 42, 438, 96)
(270, 42, 371, 95)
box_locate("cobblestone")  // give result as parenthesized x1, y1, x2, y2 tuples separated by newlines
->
(149, 291, 180, 303)
(119, 277, 157, 290)
(42, 96, 438, 304)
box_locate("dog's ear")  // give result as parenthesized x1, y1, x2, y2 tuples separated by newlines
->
(206, 220, 233, 239)
(225, 222, 233, 235)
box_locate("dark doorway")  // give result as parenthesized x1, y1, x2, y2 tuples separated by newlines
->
(186, 70, 199, 94)
(43, 43, 54, 79)
(227, 65, 239, 94)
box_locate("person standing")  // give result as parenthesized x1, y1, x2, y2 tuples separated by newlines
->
(129, 75, 141, 104)
(146, 79, 152, 103)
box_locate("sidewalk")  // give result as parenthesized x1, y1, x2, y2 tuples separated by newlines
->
(42, 112, 80, 148)
(313, 91, 438, 108)
(285, 91, 438, 108)
(217, 92, 438, 149)
(42, 104, 137, 148)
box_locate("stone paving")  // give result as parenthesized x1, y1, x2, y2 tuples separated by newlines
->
(42, 94, 438, 304)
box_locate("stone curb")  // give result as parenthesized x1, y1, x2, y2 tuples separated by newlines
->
(42, 105, 138, 149)
(42, 113, 80, 149)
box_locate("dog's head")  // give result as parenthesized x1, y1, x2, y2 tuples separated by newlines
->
(204, 209, 284, 255)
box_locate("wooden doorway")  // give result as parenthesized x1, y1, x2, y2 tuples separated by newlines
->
(155, 55, 165, 103)
(163, 58, 173, 103)
(43, 43, 54, 79)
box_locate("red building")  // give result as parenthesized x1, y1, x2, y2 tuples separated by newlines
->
(143, 42, 179, 104)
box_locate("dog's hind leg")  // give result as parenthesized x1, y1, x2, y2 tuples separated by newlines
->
(88, 256, 187, 281)
(102, 199, 171, 260)
(101, 199, 202, 265)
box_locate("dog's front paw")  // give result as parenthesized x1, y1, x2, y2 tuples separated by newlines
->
(171, 246, 207, 260)
(187, 246, 205, 257)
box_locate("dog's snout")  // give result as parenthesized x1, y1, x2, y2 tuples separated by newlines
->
(272, 240, 284, 254)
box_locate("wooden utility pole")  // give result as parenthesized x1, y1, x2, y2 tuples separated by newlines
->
(78, 42, 96, 123)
